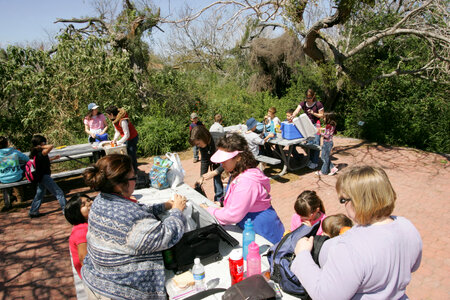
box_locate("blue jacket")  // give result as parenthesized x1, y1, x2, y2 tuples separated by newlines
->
(82, 193, 186, 299)
(0, 148, 29, 183)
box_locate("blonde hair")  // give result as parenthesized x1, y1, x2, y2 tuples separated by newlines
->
(336, 165, 396, 225)
(268, 107, 277, 114)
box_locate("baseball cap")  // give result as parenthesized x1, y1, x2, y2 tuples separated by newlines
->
(246, 117, 258, 130)
(210, 149, 242, 163)
(190, 112, 198, 119)
(88, 103, 99, 110)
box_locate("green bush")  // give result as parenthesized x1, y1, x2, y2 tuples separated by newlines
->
(340, 78, 450, 153)
(136, 115, 189, 156)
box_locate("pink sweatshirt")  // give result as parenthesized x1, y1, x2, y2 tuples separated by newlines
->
(207, 168, 272, 225)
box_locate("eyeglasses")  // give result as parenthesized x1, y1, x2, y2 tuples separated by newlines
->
(339, 197, 351, 204)
(127, 177, 137, 181)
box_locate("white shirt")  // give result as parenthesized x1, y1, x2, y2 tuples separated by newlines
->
(210, 122, 225, 144)
(244, 131, 265, 158)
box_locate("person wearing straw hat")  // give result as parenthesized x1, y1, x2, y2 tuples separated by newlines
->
(200, 132, 284, 244)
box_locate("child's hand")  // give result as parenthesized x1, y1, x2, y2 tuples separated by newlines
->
(202, 171, 216, 181)
(195, 176, 204, 185)
(294, 236, 314, 254)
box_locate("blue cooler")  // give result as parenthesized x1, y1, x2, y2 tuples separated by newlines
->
(280, 122, 303, 140)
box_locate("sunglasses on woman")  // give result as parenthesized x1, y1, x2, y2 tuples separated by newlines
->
(339, 197, 351, 204)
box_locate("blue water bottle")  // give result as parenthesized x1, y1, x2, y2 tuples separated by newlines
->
(242, 218, 255, 261)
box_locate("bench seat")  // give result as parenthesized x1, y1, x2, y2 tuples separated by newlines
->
(255, 155, 281, 165)
(1, 168, 88, 208)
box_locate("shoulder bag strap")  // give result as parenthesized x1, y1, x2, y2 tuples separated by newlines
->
(182, 288, 227, 300)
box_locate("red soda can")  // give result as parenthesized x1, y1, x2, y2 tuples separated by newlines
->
(229, 249, 244, 285)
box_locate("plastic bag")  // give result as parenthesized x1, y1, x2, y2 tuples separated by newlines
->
(165, 152, 185, 188)
(149, 157, 173, 190)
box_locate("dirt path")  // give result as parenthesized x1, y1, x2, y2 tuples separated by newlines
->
(1, 136, 448, 299)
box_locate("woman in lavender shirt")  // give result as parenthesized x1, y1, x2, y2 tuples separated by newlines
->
(292, 165, 422, 299)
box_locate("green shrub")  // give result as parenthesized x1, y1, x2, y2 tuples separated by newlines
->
(136, 115, 189, 156)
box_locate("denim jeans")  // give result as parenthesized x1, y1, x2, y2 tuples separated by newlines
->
(30, 174, 66, 215)
(320, 140, 335, 174)
(193, 145, 199, 160)
(307, 133, 321, 165)
(126, 135, 139, 172)
(201, 161, 224, 202)
(213, 174, 224, 202)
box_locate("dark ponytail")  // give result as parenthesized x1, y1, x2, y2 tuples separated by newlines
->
(83, 154, 132, 194)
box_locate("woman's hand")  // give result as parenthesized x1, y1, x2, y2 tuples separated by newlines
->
(199, 203, 209, 209)
(294, 236, 314, 255)
(172, 194, 187, 211)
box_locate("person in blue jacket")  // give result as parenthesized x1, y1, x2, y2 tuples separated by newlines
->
(0, 136, 29, 203)
(0, 136, 29, 183)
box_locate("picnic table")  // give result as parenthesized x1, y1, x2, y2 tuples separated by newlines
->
(134, 183, 297, 299)
(224, 125, 320, 177)
(1, 143, 104, 208)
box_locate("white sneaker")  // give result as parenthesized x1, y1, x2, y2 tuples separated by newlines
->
(329, 167, 339, 176)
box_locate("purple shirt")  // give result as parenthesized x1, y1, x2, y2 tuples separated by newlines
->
(291, 216, 422, 300)
(300, 101, 324, 124)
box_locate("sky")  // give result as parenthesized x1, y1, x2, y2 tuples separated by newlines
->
(0, 0, 213, 48)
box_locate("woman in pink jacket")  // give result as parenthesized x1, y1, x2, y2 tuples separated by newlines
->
(201, 132, 284, 243)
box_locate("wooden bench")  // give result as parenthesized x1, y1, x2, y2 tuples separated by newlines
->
(1, 168, 88, 209)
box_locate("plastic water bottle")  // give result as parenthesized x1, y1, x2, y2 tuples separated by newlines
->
(242, 219, 255, 261)
(192, 258, 206, 291)
(246, 241, 261, 277)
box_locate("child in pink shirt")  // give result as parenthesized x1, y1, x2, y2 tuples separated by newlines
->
(64, 193, 93, 278)
(290, 190, 327, 235)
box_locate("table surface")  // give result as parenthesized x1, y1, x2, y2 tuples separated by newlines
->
(135, 183, 297, 299)
(223, 125, 309, 146)
(24, 143, 103, 158)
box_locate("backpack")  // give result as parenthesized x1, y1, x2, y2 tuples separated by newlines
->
(25, 157, 37, 183)
(266, 222, 329, 299)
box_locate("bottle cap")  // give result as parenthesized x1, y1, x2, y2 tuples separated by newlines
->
(248, 241, 259, 253)
(230, 249, 243, 260)
(194, 258, 200, 264)
(245, 218, 253, 227)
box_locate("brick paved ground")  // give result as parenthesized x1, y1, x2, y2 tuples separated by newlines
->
(0, 136, 448, 299)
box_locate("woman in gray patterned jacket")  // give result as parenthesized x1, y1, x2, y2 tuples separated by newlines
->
(81, 154, 186, 299)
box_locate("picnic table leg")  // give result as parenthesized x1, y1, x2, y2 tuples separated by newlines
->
(2, 189, 11, 209)
(272, 145, 289, 177)
(93, 151, 100, 163)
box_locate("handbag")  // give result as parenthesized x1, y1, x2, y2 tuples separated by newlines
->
(149, 156, 173, 189)
(167, 223, 238, 273)
(165, 152, 185, 188)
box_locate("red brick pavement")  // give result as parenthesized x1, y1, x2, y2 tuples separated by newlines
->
(1, 137, 448, 299)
